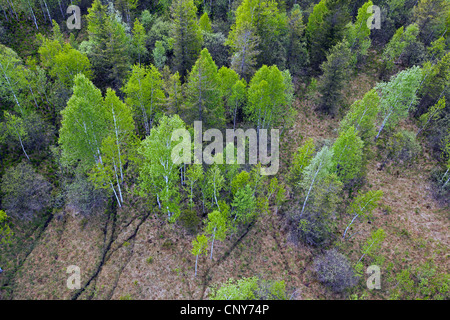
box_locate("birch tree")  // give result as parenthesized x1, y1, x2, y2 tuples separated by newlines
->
(331, 126, 364, 184)
(343, 189, 383, 239)
(3, 111, 30, 160)
(89, 89, 137, 207)
(191, 233, 208, 277)
(0, 45, 29, 114)
(375, 66, 422, 140)
(0, 209, 13, 245)
(339, 89, 380, 144)
(123, 64, 166, 136)
(245, 65, 287, 135)
(205, 209, 228, 260)
(289, 137, 315, 187)
(59, 73, 107, 172)
(298, 145, 334, 217)
(138, 115, 186, 221)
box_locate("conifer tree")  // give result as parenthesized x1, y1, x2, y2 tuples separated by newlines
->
(318, 41, 351, 114)
(185, 48, 224, 127)
(171, 0, 203, 79)
(287, 4, 309, 76)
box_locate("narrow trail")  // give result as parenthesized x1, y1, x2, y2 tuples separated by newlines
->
(71, 200, 117, 300)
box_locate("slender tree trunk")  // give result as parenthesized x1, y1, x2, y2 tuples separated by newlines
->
(14, 125, 30, 161)
(43, 0, 53, 26)
(194, 254, 198, 277)
(300, 160, 323, 216)
(343, 213, 359, 239)
(0, 60, 23, 114)
(210, 228, 216, 260)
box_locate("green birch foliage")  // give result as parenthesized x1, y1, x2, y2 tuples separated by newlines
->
(153, 40, 167, 70)
(331, 126, 364, 184)
(231, 170, 250, 196)
(0, 209, 13, 245)
(289, 137, 315, 186)
(246, 65, 289, 131)
(205, 209, 228, 259)
(3, 111, 29, 160)
(382, 24, 420, 70)
(171, 0, 203, 78)
(204, 164, 225, 210)
(185, 48, 224, 127)
(210, 277, 287, 300)
(123, 64, 166, 136)
(343, 189, 383, 239)
(59, 74, 106, 171)
(357, 228, 386, 264)
(184, 164, 204, 208)
(375, 66, 423, 139)
(344, 0, 372, 66)
(48, 44, 92, 89)
(210, 277, 259, 300)
(229, 79, 247, 128)
(191, 233, 208, 276)
(231, 184, 256, 223)
(339, 89, 380, 144)
(89, 89, 137, 203)
(299, 145, 334, 216)
(0, 45, 29, 114)
(138, 114, 187, 221)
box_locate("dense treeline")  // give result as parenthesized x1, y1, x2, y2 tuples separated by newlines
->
(0, 0, 449, 300)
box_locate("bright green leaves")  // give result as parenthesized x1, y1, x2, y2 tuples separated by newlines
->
(0, 209, 13, 245)
(231, 184, 256, 224)
(340, 89, 380, 144)
(345, 0, 373, 66)
(123, 64, 166, 136)
(289, 137, 315, 186)
(59, 74, 105, 170)
(185, 48, 224, 127)
(343, 189, 383, 239)
(191, 233, 208, 276)
(138, 114, 187, 221)
(375, 66, 423, 139)
(59, 74, 136, 207)
(382, 24, 420, 71)
(331, 126, 364, 184)
(210, 277, 287, 300)
(198, 12, 212, 33)
(246, 65, 291, 131)
(131, 18, 148, 65)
